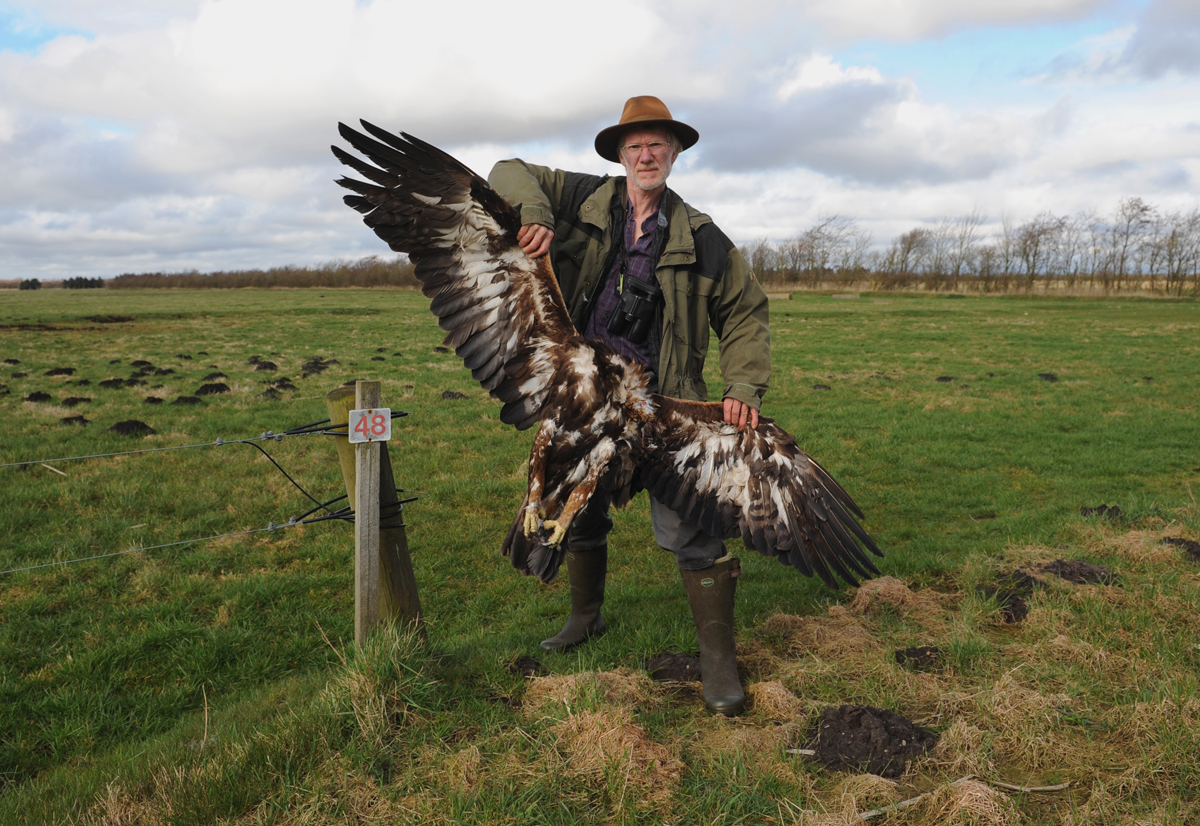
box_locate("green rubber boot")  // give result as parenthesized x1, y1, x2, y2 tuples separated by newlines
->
(540, 545, 607, 652)
(680, 557, 745, 716)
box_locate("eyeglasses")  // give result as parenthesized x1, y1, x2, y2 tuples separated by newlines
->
(620, 141, 672, 159)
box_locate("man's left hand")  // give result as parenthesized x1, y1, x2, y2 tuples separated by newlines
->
(723, 397, 759, 431)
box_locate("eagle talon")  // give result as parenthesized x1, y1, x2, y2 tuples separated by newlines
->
(523, 505, 546, 538)
(542, 519, 569, 547)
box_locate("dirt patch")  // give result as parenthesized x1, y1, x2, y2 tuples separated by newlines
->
(153, 368, 174, 376)
(2, 358, 18, 365)
(1042, 558, 1118, 585)
(1081, 504, 1123, 519)
(1038, 372, 1058, 382)
(10, 371, 27, 378)
(254, 361, 278, 371)
(195, 383, 230, 396)
(108, 420, 155, 436)
(98, 378, 125, 389)
(69, 378, 91, 386)
(807, 705, 938, 778)
(268, 377, 296, 391)
(143, 397, 164, 405)
(509, 656, 546, 678)
(172, 396, 202, 405)
(202, 372, 226, 381)
(175, 353, 192, 360)
(130, 360, 152, 368)
(61, 415, 90, 426)
(371, 356, 385, 361)
(646, 653, 700, 682)
(84, 315, 134, 324)
(441, 390, 467, 400)
(976, 569, 1040, 623)
(812, 383, 831, 390)
(61, 397, 91, 407)
(895, 645, 943, 672)
(1161, 536, 1200, 562)
(301, 356, 338, 377)
(936, 375, 956, 382)
(44, 367, 75, 376)
(24, 391, 51, 402)
(432, 346, 449, 354)
(123, 378, 145, 387)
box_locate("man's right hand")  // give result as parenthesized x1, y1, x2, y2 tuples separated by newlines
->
(517, 224, 553, 258)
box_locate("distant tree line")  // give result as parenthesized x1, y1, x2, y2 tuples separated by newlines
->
(63, 277, 105, 289)
(108, 256, 418, 289)
(18, 279, 41, 290)
(741, 198, 1200, 296)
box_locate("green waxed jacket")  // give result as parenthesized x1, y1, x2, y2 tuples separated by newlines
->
(487, 159, 771, 409)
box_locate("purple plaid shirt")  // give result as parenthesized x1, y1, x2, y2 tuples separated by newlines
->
(584, 197, 667, 370)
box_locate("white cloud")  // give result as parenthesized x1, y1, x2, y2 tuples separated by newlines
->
(0, 0, 1196, 278)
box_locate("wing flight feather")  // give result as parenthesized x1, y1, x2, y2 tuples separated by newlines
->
(332, 122, 575, 430)
(640, 397, 882, 588)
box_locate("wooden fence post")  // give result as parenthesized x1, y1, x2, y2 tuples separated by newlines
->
(326, 382, 423, 645)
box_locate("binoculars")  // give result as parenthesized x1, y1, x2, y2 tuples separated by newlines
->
(606, 275, 663, 345)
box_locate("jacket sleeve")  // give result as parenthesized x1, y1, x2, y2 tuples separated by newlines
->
(487, 160, 574, 229)
(711, 246, 771, 410)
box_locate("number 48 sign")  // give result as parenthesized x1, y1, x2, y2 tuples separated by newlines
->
(348, 408, 392, 443)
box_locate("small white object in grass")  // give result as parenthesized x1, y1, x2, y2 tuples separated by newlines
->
(786, 748, 816, 756)
(128, 524, 145, 530)
(348, 408, 392, 443)
(41, 463, 68, 477)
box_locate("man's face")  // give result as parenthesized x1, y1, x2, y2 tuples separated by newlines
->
(619, 127, 678, 194)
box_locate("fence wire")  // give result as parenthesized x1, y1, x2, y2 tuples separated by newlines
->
(0, 411, 417, 577)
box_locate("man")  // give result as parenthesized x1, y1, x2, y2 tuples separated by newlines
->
(488, 96, 770, 716)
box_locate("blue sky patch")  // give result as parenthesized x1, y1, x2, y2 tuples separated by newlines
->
(0, 6, 90, 54)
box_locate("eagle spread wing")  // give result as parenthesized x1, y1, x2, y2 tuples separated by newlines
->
(332, 122, 883, 588)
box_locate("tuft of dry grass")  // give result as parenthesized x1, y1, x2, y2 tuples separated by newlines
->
(916, 779, 1018, 825)
(762, 606, 885, 663)
(522, 668, 656, 717)
(548, 707, 684, 810)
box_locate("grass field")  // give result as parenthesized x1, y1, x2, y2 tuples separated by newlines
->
(1, 287, 1198, 824)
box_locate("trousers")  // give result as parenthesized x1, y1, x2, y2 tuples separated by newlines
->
(565, 488, 726, 571)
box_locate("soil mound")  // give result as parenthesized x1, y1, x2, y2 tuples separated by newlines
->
(2, 358, 18, 365)
(108, 420, 155, 436)
(646, 653, 701, 682)
(895, 646, 943, 672)
(98, 378, 125, 389)
(509, 656, 547, 678)
(130, 360, 153, 367)
(936, 375, 955, 382)
(254, 361, 277, 371)
(441, 390, 467, 400)
(977, 569, 1039, 623)
(195, 383, 230, 396)
(1081, 504, 1122, 519)
(45, 367, 75, 376)
(432, 346, 449, 353)
(1038, 372, 1058, 382)
(61, 397, 91, 407)
(202, 372, 226, 381)
(1161, 536, 1200, 562)
(24, 391, 51, 402)
(144, 397, 164, 405)
(1043, 558, 1117, 585)
(808, 705, 938, 778)
(61, 415, 89, 426)
(172, 396, 202, 405)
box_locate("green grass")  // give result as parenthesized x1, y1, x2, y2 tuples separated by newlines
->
(1, 287, 1198, 824)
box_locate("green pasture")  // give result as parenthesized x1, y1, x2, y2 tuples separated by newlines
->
(1, 287, 1197, 824)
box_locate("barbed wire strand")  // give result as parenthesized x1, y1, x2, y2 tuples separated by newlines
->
(0, 410, 408, 471)
(0, 492, 421, 577)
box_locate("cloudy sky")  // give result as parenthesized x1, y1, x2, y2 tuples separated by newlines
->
(1, 0, 1197, 280)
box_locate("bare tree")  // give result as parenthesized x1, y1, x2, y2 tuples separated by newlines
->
(1158, 207, 1200, 296)
(946, 210, 984, 291)
(883, 227, 933, 276)
(1107, 197, 1157, 291)
(740, 237, 778, 283)
(1015, 212, 1067, 291)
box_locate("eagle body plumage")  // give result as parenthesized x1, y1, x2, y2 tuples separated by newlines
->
(333, 121, 883, 588)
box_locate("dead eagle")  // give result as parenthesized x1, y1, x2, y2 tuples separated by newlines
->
(332, 121, 883, 588)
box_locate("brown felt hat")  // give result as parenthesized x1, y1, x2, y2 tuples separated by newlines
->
(594, 96, 699, 163)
